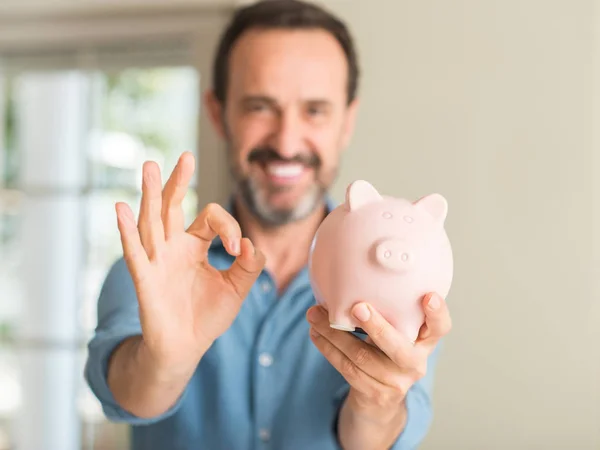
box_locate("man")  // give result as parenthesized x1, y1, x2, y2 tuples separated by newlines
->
(84, 1, 452, 449)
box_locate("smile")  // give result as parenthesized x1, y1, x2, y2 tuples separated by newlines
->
(257, 161, 310, 184)
(266, 162, 305, 178)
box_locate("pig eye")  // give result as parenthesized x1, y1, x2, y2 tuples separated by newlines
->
(382, 212, 393, 219)
(403, 216, 414, 223)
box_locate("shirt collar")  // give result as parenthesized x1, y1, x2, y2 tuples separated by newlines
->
(209, 195, 338, 251)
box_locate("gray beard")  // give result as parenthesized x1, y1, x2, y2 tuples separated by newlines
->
(234, 174, 326, 227)
(222, 121, 330, 227)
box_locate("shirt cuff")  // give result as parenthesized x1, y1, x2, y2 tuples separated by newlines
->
(84, 328, 187, 425)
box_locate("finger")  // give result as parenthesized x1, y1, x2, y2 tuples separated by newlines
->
(186, 203, 242, 256)
(350, 302, 420, 370)
(138, 161, 165, 259)
(307, 306, 402, 388)
(309, 326, 383, 398)
(115, 202, 149, 283)
(161, 152, 195, 239)
(223, 238, 266, 299)
(416, 293, 452, 348)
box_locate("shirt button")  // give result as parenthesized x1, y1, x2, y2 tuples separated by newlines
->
(258, 352, 273, 367)
(261, 281, 271, 293)
(259, 428, 270, 442)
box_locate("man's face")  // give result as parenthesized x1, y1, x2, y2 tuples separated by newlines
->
(207, 28, 358, 227)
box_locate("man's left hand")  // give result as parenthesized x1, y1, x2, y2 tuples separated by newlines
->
(306, 292, 451, 448)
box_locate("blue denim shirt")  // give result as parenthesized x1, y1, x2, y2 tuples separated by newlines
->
(84, 199, 441, 450)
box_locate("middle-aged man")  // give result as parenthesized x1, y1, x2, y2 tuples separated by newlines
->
(84, 1, 452, 449)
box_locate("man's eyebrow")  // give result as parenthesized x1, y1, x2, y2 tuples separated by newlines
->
(241, 96, 333, 107)
(241, 95, 278, 106)
(305, 99, 332, 106)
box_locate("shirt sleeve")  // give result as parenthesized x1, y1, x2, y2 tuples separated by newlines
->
(83, 257, 187, 425)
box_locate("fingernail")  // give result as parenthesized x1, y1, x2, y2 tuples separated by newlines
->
(428, 294, 440, 310)
(230, 238, 240, 255)
(116, 204, 134, 226)
(353, 303, 371, 322)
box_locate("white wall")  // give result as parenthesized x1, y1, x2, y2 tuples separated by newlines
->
(323, 1, 599, 449)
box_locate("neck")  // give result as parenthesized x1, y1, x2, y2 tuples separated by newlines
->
(233, 196, 328, 292)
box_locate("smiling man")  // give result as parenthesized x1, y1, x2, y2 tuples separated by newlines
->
(84, 1, 451, 449)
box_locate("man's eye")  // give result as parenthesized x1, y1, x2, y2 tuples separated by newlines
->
(249, 103, 267, 112)
(307, 106, 324, 116)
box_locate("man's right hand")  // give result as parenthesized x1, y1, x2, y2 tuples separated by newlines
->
(114, 151, 265, 387)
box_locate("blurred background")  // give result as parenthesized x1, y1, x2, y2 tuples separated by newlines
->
(0, 0, 598, 449)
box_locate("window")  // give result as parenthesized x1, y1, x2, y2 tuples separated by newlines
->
(0, 63, 200, 450)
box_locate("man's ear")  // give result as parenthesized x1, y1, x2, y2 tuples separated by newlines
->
(203, 89, 227, 140)
(340, 97, 360, 150)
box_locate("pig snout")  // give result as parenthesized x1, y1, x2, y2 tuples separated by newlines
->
(374, 238, 413, 272)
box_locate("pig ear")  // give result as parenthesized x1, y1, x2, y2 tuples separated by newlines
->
(345, 180, 382, 211)
(414, 193, 448, 224)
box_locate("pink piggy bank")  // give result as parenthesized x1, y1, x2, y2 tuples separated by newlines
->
(308, 180, 453, 343)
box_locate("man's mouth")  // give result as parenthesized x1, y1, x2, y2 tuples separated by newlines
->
(247, 148, 319, 185)
(265, 162, 305, 179)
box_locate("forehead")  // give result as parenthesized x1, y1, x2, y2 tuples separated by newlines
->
(227, 28, 349, 102)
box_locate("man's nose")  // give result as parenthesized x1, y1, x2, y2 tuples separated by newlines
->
(271, 111, 305, 159)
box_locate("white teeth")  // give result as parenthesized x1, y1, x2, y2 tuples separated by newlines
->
(266, 163, 304, 178)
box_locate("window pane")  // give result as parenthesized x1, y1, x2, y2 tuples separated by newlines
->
(0, 65, 200, 450)
(89, 67, 199, 189)
(1, 76, 19, 189)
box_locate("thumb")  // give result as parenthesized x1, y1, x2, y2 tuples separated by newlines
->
(417, 292, 452, 347)
(224, 237, 266, 298)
